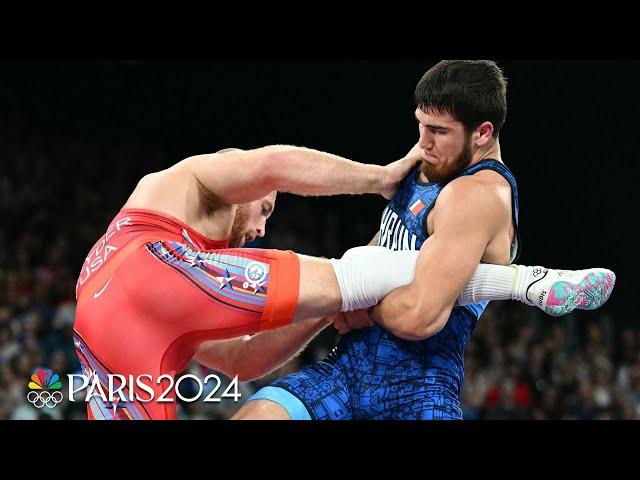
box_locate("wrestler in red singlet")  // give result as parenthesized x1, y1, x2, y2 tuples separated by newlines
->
(73, 208, 299, 420)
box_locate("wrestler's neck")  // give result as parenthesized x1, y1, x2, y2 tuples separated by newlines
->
(469, 138, 502, 168)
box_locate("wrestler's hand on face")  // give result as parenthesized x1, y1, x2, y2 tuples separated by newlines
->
(332, 309, 376, 335)
(380, 143, 423, 200)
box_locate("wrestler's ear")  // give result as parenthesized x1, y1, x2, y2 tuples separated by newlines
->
(473, 122, 494, 147)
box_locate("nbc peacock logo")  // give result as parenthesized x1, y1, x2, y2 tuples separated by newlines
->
(27, 367, 64, 409)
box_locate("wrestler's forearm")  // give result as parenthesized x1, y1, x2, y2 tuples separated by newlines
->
(261, 146, 388, 196)
(186, 145, 418, 205)
(194, 316, 333, 382)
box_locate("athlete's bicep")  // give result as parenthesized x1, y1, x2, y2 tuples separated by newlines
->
(409, 180, 506, 324)
(183, 148, 278, 205)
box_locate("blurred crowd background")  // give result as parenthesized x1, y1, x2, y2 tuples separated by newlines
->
(0, 61, 635, 420)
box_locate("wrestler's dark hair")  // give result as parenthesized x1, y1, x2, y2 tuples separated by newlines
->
(415, 60, 507, 138)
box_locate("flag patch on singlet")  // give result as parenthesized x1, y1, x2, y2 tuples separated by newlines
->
(409, 199, 426, 216)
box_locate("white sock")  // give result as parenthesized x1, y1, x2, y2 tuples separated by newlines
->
(330, 246, 540, 312)
(330, 246, 419, 312)
(457, 264, 539, 306)
(511, 265, 546, 305)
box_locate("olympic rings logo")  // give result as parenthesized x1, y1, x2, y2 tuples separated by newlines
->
(27, 390, 64, 409)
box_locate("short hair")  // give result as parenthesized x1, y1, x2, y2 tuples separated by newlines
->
(415, 60, 508, 138)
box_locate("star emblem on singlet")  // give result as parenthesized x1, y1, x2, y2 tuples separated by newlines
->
(250, 282, 266, 295)
(215, 269, 236, 290)
(188, 252, 207, 270)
